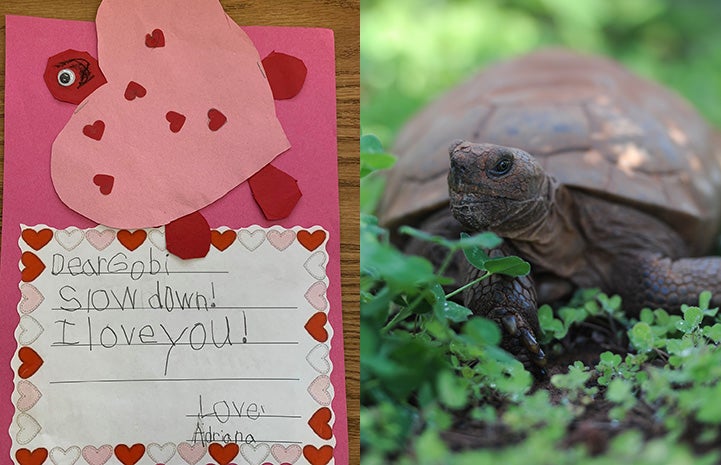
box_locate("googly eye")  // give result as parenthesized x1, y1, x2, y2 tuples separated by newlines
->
(57, 69, 76, 87)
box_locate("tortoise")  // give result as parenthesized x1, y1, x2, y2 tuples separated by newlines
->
(378, 49, 721, 370)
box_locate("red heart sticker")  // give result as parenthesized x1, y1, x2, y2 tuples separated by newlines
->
(124, 81, 147, 100)
(114, 444, 145, 465)
(208, 443, 239, 465)
(305, 312, 328, 343)
(302, 445, 333, 465)
(18, 347, 44, 379)
(83, 120, 105, 140)
(298, 230, 326, 251)
(166, 111, 186, 133)
(117, 230, 147, 251)
(145, 28, 165, 48)
(308, 407, 333, 440)
(210, 230, 237, 251)
(21, 252, 46, 283)
(21, 229, 53, 251)
(15, 448, 48, 465)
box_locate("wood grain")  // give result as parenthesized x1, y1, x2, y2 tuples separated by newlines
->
(0, 1, 359, 463)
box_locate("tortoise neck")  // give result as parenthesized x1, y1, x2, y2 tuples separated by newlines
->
(495, 175, 578, 245)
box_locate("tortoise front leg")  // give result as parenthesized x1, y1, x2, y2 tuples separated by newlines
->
(613, 253, 721, 312)
(463, 246, 547, 374)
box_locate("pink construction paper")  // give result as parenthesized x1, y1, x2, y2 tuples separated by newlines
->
(52, 0, 290, 228)
(2, 14, 347, 463)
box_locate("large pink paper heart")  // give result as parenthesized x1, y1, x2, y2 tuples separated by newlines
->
(176, 442, 206, 465)
(50, 0, 290, 229)
(19, 283, 44, 314)
(82, 445, 113, 465)
(16, 380, 42, 412)
(305, 281, 328, 311)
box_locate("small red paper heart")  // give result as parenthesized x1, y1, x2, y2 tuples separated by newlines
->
(21, 229, 53, 251)
(166, 212, 211, 259)
(15, 448, 48, 465)
(124, 81, 147, 100)
(248, 164, 302, 220)
(208, 443, 239, 465)
(262, 51, 308, 100)
(117, 230, 147, 251)
(166, 111, 186, 133)
(298, 230, 326, 251)
(83, 120, 105, 140)
(305, 312, 328, 343)
(18, 347, 44, 379)
(145, 28, 165, 48)
(207, 108, 227, 131)
(210, 230, 237, 251)
(21, 252, 46, 283)
(93, 174, 115, 195)
(302, 445, 333, 465)
(308, 407, 333, 440)
(114, 444, 145, 465)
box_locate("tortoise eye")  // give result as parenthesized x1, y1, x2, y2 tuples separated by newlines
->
(57, 69, 76, 87)
(489, 157, 513, 177)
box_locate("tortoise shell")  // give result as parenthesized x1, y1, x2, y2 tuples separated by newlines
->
(379, 49, 721, 249)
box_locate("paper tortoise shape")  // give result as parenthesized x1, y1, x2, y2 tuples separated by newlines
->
(44, 0, 307, 259)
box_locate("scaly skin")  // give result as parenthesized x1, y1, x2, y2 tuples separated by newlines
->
(614, 254, 721, 312)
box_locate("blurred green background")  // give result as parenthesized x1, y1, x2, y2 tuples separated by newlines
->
(361, 0, 721, 151)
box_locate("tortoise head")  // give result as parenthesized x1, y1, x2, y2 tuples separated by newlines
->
(448, 140, 551, 236)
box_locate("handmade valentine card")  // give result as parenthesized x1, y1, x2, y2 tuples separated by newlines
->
(2, 3, 347, 465)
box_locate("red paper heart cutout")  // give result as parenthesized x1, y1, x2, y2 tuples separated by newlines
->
(124, 81, 147, 100)
(308, 407, 333, 440)
(166, 111, 186, 133)
(114, 444, 145, 465)
(303, 445, 333, 465)
(298, 230, 326, 251)
(117, 230, 147, 251)
(83, 120, 105, 140)
(166, 212, 211, 259)
(210, 230, 237, 251)
(248, 164, 302, 220)
(18, 347, 44, 379)
(208, 443, 239, 465)
(208, 108, 227, 131)
(21, 229, 53, 251)
(145, 28, 165, 48)
(262, 51, 307, 100)
(44, 49, 107, 105)
(21, 252, 46, 283)
(93, 174, 115, 195)
(305, 312, 328, 343)
(15, 448, 48, 465)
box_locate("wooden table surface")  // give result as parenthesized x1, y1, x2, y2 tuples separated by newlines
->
(0, 1, 360, 463)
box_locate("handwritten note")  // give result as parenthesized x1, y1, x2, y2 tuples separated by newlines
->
(12, 225, 335, 465)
